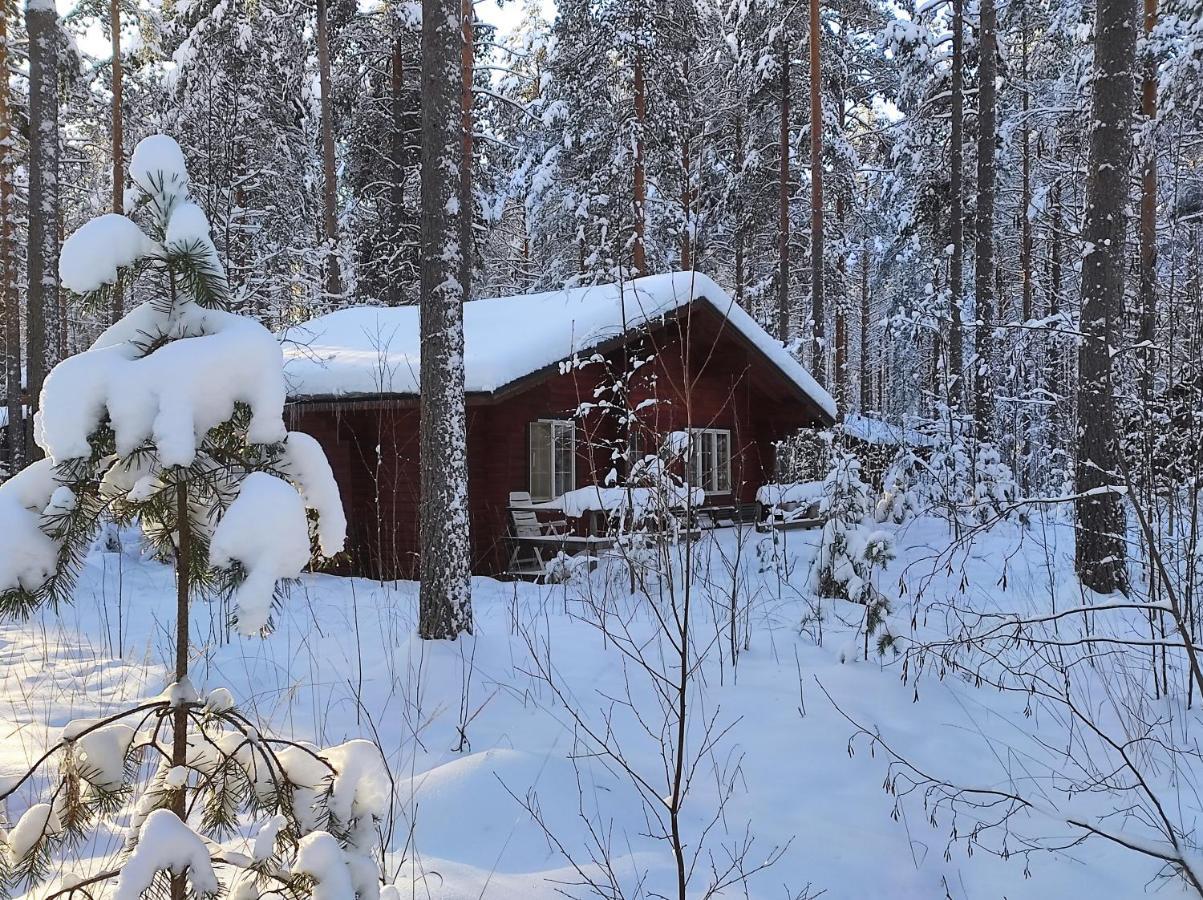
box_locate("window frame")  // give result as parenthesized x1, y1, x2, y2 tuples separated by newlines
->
(688, 428, 733, 495)
(529, 418, 577, 501)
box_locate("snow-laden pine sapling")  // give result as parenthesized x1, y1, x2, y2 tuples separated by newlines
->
(875, 447, 924, 525)
(0, 136, 389, 900)
(810, 448, 897, 659)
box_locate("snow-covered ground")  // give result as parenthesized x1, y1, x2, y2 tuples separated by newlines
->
(0, 515, 1181, 898)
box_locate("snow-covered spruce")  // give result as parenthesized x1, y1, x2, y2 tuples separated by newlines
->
(0, 135, 374, 900)
(809, 449, 897, 659)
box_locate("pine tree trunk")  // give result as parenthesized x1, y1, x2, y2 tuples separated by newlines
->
(27, 0, 60, 453)
(1019, 2, 1033, 325)
(1019, 2, 1033, 487)
(834, 192, 846, 411)
(170, 481, 190, 900)
(0, 7, 19, 471)
(110, 0, 123, 323)
(809, 0, 824, 385)
(633, 51, 648, 277)
(777, 34, 790, 342)
(859, 205, 870, 411)
(973, 0, 996, 440)
(1138, 0, 1157, 405)
(389, 34, 406, 307)
(1074, 0, 1136, 594)
(316, 0, 343, 300)
(417, 0, 472, 639)
(680, 131, 692, 271)
(734, 114, 745, 307)
(948, 0, 965, 409)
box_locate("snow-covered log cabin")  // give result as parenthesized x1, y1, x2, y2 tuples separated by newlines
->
(283, 272, 835, 578)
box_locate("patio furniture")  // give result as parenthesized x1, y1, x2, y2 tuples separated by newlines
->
(508, 491, 599, 576)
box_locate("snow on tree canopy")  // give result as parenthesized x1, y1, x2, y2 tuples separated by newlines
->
(282, 431, 347, 556)
(209, 472, 313, 636)
(35, 301, 287, 465)
(0, 459, 66, 593)
(59, 213, 159, 294)
(114, 809, 219, 900)
(129, 134, 190, 202)
(283, 271, 836, 420)
(38, 133, 287, 466)
(63, 718, 136, 790)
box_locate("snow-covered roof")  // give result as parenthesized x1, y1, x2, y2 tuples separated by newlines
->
(840, 413, 936, 447)
(283, 272, 836, 419)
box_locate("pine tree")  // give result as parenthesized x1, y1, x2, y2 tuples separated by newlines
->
(0, 135, 378, 900)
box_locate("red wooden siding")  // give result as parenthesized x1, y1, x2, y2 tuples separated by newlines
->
(287, 303, 827, 579)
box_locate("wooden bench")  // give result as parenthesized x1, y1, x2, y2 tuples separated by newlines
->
(696, 502, 761, 529)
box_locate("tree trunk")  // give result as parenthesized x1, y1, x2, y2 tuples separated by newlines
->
(777, 34, 790, 342)
(0, 7, 20, 471)
(1019, 2, 1033, 325)
(110, 0, 124, 323)
(316, 0, 343, 300)
(27, 0, 60, 453)
(948, 0, 965, 409)
(973, 0, 996, 440)
(170, 481, 191, 900)
(633, 51, 648, 277)
(809, 0, 824, 384)
(734, 114, 745, 307)
(859, 204, 870, 411)
(1138, 0, 1157, 405)
(460, 0, 474, 294)
(834, 192, 846, 411)
(1074, 0, 1136, 595)
(680, 130, 692, 271)
(389, 34, 406, 307)
(417, 0, 472, 639)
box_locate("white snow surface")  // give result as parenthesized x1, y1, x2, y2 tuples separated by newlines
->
(36, 301, 287, 466)
(755, 481, 824, 507)
(114, 809, 218, 900)
(283, 272, 836, 419)
(58, 214, 159, 294)
(0, 514, 1180, 899)
(544, 483, 705, 518)
(841, 413, 936, 447)
(209, 472, 313, 636)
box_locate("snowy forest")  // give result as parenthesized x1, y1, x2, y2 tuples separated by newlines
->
(0, 0, 1201, 896)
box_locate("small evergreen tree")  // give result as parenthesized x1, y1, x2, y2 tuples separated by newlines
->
(810, 447, 896, 658)
(0, 136, 386, 900)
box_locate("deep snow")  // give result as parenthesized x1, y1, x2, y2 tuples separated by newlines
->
(0, 514, 1182, 898)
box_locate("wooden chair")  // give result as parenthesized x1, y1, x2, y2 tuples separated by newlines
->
(507, 491, 570, 573)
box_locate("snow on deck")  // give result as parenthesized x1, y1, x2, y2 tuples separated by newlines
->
(282, 272, 836, 419)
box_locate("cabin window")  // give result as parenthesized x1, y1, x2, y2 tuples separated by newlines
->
(689, 429, 732, 494)
(530, 420, 576, 500)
